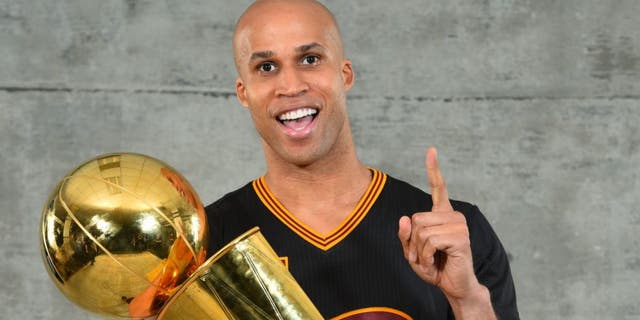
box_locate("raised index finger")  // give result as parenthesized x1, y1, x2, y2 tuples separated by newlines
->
(426, 147, 453, 212)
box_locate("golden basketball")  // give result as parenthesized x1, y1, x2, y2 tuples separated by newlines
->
(39, 153, 208, 319)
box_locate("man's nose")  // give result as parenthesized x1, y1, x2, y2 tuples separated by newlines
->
(276, 67, 309, 97)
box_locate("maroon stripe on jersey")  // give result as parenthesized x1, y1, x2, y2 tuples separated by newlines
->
(326, 170, 384, 244)
(253, 169, 387, 251)
(253, 178, 324, 243)
(332, 307, 413, 320)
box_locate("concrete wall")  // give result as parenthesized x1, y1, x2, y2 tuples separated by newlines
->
(1, 0, 638, 318)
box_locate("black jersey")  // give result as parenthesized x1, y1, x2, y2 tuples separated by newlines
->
(206, 169, 519, 319)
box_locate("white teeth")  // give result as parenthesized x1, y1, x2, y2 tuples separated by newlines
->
(278, 108, 318, 121)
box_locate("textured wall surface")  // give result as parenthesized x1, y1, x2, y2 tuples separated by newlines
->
(1, 0, 639, 319)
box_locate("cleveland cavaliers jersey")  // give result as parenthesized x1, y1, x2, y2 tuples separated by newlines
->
(206, 169, 519, 319)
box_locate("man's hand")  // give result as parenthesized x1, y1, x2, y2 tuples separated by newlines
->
(398, 147, 495, 319)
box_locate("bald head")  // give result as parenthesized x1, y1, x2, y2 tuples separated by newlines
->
(233, 0, 345, 75)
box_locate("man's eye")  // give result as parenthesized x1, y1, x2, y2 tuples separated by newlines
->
(258, 62, 277, 72)
(301, 55, 319, 65)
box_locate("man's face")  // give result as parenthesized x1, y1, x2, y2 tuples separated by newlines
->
(234, 1, 354, 167)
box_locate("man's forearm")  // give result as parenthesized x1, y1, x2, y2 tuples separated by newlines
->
(446, 284, 497, 320)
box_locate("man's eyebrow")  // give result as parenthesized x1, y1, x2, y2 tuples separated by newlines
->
(296, 42, 326, 53)
(249, 50, 274, 62)
(248, 43, 324, 63)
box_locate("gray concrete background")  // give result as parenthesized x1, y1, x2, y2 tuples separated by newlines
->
(1, 0, 638, 319)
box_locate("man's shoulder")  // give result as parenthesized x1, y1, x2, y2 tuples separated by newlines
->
(205, 180, 255, 216)
(383, 172, 478, 215)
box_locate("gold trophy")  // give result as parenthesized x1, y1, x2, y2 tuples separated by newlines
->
(157, 227, 323, 319)
(40, 153, 322, 319)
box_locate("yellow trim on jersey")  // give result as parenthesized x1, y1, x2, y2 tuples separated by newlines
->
(252, 169, 387, 251)
(331, 306, 414, 320)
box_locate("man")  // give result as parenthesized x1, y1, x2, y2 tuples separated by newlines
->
(206, 0, 519, 319)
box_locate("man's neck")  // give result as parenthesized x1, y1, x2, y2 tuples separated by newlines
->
(262, 147, 372, 235)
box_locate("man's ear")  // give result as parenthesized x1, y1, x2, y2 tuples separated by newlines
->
(236, 77, 249, 107)
(342, 59, 355, 91)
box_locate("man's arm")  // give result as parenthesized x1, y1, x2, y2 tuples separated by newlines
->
(398, 147, 497, 319)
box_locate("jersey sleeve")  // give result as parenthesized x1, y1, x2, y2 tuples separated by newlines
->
(204, 196, 229, 256)
(462, 203, 520, 319)
(204, 182, 262, 258)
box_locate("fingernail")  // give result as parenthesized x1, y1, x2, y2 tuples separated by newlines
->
(409, 252, 416, 262)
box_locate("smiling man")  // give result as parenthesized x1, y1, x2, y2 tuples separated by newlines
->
(206, 1, 519, 319)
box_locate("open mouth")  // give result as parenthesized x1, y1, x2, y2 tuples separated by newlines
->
(277, 107, 318, 132)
